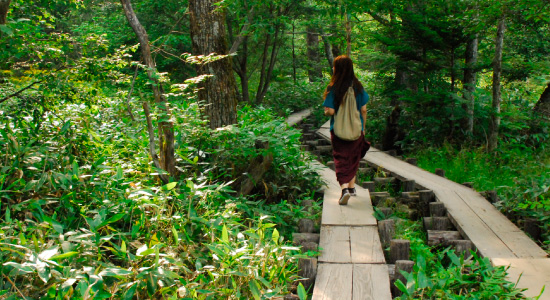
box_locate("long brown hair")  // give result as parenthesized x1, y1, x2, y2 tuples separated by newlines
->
(323, 55, 364, 110)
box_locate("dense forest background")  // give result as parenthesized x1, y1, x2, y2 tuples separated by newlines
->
(1, 0, 550, 299)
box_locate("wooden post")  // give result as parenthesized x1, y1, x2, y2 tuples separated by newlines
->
(378, 219, 395, 248)
(370, 192, 390, 206)
(419, 190, 435, 217)
(423, 217, 452, 230)
(361, 181, 375, 192)
(301, 242, 318, 253)
(403, 180, 416, 192)
(405, 157, 418, 166)
(390, 239, 410, 263)
(326, 161, 335, 170)
(462, 182, 474, 188)
(386, 149, 397, 156)
(305, 140, 319, 147)
(378, 207, 393, 218)
(484, 190, 498, 203)
(298, 219, 315, 233)
(524, 218, 542, 241)
(427, 230, 462, 246)
(429, 202, 447, 217)
(292, 233, 320, 245)
(449, 240, 475, 258)
(391, 260, 415, 297)
(435, 168, 445, 177)
(298, 257, 317, 290)
(284, 294, 300, 300)
(313, 189, 324, 201)
(360, 161, 368, 168)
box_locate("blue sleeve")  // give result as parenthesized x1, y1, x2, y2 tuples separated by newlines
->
(323, 90, 335, 108)
(360, 90, 369, 106)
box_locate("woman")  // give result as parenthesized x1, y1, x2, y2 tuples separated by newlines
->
(323, 55, 370, 205)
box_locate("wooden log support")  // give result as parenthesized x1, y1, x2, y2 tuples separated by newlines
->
(305, 140, 319, 147)
(423, 217, 452, 230)
(284, 294, 300, 300)
(326, 161, 335, 171)
(298, 257, 317, 290)
(483, 190, 499, 203)
(360, 181, 375, 192)
(374, 177, 395, 189)
(435, 168, 445, 177)
(430, 202, 447, 217)
(318, 139, 331, 146)
(403, 179, 416, 192)
(401, 191, 419, 200)
(302, 133, 315, 141)
(462, 182, 474, 188)
(232, 140, 273, 196)
(360, 161, 368, 168)
(300, 145, 310, 151)
(301, 123, 314, 131)
(301, 242, 318, 253)
(292, 233, 320, 245)
(378, 207, 393, 218)
(370, 192, 390, 206)
(391, 260, 415, 297)
(378, 220, 395, 248)
(312, 150, 321, 157)
(358, 167, 373, 175)
(427, 230, 462, 246)
(316, 145, 332, 154)
(390, 239, 410, 263)
(386, 149, 397, 157)
(448, 240, 475, 258)
(405, 157, 418, 166)
(524, 218, 542, 241)
(313, 189, 324, 201)
(298, 219, 315, 233)
(419, 190, 435, 218)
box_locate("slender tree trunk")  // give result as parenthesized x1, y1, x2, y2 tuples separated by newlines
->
(256, 25, 281, 103)
(189, 0, 238, 129)
(0, 0, 10, 24)
(292, 22, 297, 83)
(256, 31, 271, 103)
(463, 35, 478, 134)
(345, 12, 352, 56)
(489, 17, 506, 151)
(120, 0, 176, 177)
(306, 27, 322, 82)
(321, 33, 334, 73)
(534, 82, 550, 117)
(237, 37, 250, 103)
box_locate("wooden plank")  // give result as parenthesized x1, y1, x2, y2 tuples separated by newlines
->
(312, 263, 353, 300)
(350, 227, 386, 264)
(287, 109, 312, 126)
(492, 258, 550, 299)
(353, 264, 392, 300)
(315, 162, 376, 226)
(319, 226, 351, 263)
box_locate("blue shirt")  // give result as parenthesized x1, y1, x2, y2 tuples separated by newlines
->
(323, 88, 369, 131)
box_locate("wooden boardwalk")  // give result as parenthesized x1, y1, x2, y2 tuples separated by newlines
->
(316, 120, 550, 299)
(311, 161, 392, 300)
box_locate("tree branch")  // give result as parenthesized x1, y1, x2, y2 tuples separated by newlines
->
(229, 6, 255, 54)
(0, 80, 43, 104)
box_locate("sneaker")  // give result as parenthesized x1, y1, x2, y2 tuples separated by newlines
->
(339, 189, 351, 205)
(348, 187, 357, 196)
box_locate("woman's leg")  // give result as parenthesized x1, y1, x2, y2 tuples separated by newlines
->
(348, 176, 356, 189)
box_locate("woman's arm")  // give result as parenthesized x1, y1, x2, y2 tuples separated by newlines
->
(324, 106, 335, 116)
(361, 104, 367, 132)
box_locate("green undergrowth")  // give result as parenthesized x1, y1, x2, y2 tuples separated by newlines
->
(390, 219, 536, 299)
(409, 142, 550, 251)
(0, 95, 322, 299)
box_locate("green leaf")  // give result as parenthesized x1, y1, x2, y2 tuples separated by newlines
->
(0, 24, 13, 36)
(221, 225, 229, 243)
(162, 182, 177, 191)
(248, 279, 261, 300)
(50, 251, 79, 260)
(272, 228, 280, 244)
(394, 279, 409, 295)
(297, 283, 307, 300)
(99, 267, 133, 277)
(3, 262, 33, 274)
(123, 283, 138, 300)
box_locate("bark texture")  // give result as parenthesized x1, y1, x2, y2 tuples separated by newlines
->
(121, 0, 176, 177)
(489, 17, 505, 151)
(189, 0, 238, 128)
(306, 28, 322, 82)
(534, 82, 550, 117)
(463, 35, 478, 134)
(0, 0, 10, 24)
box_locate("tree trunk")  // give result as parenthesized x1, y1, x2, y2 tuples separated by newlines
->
(306, 27, 322, 82)
(255, 25, 281, 104)
(345, 12, 352, 56)
(534, 82, 550, 117)
(292, 22, 297, 83)
(0, 0, 10, 24)
(320, 31, 334, 73)
(463, 35, 478, 134)
(238, 37, 250, 103)
(189, 0, 238, 129)
(489, 17, 505, 152)
(120, 0, 176, 177)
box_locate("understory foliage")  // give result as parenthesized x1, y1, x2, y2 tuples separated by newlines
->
(0, 93, 320, 299)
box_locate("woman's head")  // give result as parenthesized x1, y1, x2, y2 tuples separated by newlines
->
(324, 55, 363, 108)
(332, 55, 355, 81)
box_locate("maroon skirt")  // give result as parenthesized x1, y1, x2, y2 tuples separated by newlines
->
(331, 131, 370, 185)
